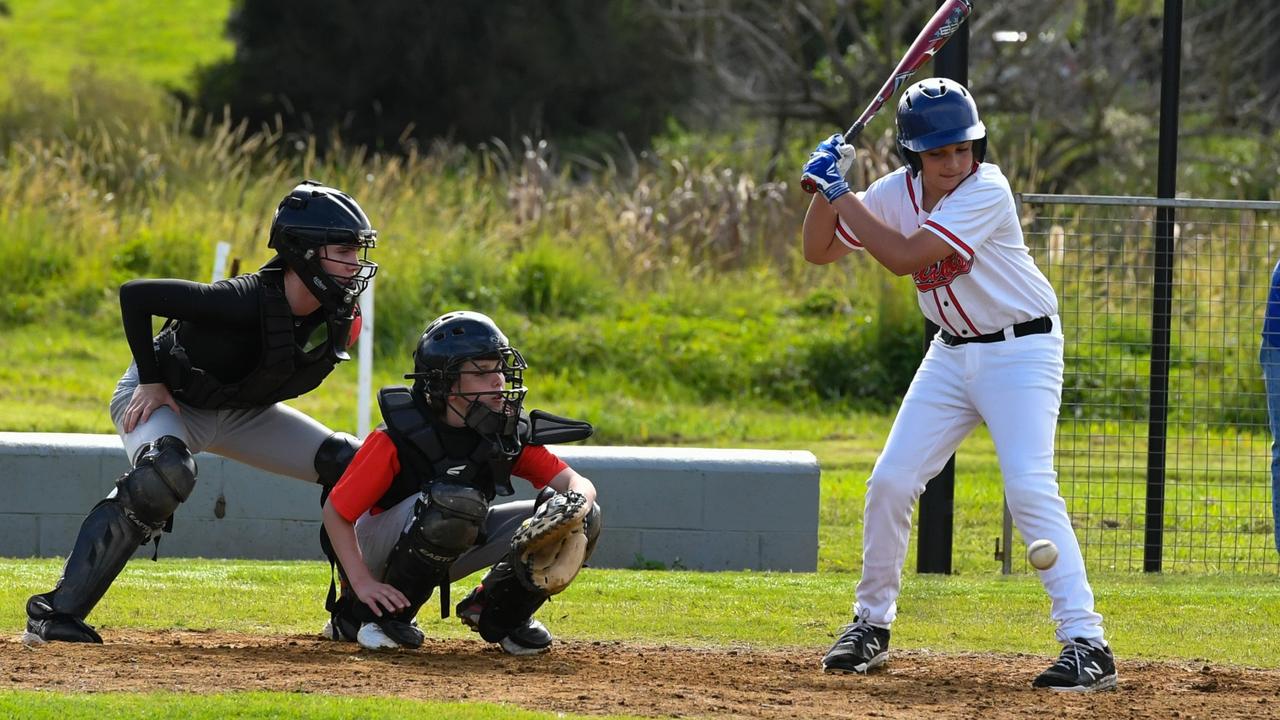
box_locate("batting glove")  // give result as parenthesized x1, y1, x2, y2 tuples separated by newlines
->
(816, 133, 857, 177)
(802, 133, 856, 203)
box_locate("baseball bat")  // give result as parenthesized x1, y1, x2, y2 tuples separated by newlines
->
(801, 0, 974, 194)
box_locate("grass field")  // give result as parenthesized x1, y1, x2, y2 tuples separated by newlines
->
(0, 0, 233, 94)
(3, 559, 1279, 666)
(0, 693, 628, 720)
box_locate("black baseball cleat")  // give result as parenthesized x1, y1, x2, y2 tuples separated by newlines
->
(456, 586, 553, 656)
(23, 595, 103, 645)
(320, 618, 356, 642)
(497, 618, 553, 656)
(22, 615, 103, 646)
(821, 618, 890, 674)
(1033, 638, 1118, 692)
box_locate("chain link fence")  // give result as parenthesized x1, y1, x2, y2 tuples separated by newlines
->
(1008, 194, 1280, 573)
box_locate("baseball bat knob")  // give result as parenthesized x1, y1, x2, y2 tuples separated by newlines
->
(800, 177, 818, 195)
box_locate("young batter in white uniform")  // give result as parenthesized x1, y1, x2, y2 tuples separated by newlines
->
(800, 78, 1116, 692)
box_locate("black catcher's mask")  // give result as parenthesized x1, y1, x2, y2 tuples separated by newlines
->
(405, 311, 528, 455)
(267, 180, 378, 319)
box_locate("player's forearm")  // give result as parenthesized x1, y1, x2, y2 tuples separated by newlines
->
(828, 195, 918, 275)
(321, 502, 376, 589)
(802, 196, 849, 265)
(550, 468, 597, 506)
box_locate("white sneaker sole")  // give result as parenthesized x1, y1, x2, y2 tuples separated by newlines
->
(822, 652, 888, 674)
(1046, 674, 1118, 692)
(356, 623, 401, 650)
(499, 636, 551, 656)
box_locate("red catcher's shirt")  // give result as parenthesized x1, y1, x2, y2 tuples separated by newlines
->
(326, 429, 569, 523)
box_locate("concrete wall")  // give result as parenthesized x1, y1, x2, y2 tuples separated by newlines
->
(0, 432, 820, 571)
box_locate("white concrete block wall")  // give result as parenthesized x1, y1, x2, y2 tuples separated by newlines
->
(0, 433, 820, 571)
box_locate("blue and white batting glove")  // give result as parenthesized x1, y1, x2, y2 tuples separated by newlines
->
(802, 133, 856, 203)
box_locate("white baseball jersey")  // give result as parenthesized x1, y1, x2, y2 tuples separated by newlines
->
(833, 163, 1057, 338)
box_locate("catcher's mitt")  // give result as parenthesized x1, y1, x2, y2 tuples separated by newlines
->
(511, 490, 591, 595)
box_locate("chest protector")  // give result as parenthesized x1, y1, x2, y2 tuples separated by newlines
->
(375, 386, 593, 508)
(154, 270, 351, 410)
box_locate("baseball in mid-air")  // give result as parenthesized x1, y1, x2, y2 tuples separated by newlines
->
(1027, 539, 1059, 570)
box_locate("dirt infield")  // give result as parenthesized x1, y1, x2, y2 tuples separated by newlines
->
(3, 630, 1278, 719)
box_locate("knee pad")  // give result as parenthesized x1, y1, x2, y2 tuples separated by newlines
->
(315, 432, 361, 489)
(381, 484, 489, 614)
(412, 483, 490, 562)
(116, 436, 196, 530)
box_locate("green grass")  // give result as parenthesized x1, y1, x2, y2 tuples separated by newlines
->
(0, 0, 233, 94)
(0, 691, 651, 720)
(2, 558, 1278, 667)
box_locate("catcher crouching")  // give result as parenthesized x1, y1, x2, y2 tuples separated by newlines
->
(319, 311, 600, 654)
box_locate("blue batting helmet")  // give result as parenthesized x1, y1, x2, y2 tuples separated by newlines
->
(896, 78, 987, 174)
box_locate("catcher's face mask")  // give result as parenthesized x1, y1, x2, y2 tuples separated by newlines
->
(446, 353, 527, 449)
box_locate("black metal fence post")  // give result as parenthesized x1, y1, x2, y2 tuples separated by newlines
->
(1144, 0, 1183, 573)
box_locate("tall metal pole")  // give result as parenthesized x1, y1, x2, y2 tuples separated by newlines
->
(916, 2, 969, 575)
(1144, 0, 1183, 572)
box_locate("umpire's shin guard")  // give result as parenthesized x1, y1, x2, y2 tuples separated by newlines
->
(27, 499, 149, 642)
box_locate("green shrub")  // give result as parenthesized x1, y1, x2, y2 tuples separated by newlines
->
(505, 239, 614, 318)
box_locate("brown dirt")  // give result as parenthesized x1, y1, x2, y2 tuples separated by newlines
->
(3, 630, 1278, 719)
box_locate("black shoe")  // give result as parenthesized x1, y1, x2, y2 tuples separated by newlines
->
(22, 615, 103, 645)
(1033, 638, 1118, 692)
(457, 586, 553, 656)
(821, 619, 890, 674)
(499, 618, 553, 656)
(376, 618, 425, 649)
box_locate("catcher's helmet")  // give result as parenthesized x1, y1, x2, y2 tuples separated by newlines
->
(896, 78, 987, 175)
(406, 311, 527, 440)
(267, 180, 378, 316)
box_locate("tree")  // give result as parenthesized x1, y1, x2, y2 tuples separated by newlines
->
(193, 0, 695, 153)
(647, 0, 1280, 196)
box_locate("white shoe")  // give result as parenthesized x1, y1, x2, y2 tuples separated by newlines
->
(356, 622, 401, 650)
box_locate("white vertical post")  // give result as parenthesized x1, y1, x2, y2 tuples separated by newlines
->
(357, 277, 375, 438)
(211, 241, 232, 282)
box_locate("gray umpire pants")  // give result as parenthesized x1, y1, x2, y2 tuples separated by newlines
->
(109, 363, 334, 480)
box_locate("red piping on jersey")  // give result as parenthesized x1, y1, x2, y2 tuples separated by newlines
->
(835, 220, 863, 247)
(930, 291, 963, 336)
(923, 220, 975, 258)
(906, 174, 920, 214)
(944, 285, 981, 335)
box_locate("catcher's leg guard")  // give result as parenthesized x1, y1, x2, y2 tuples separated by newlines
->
(456, 558, 550, 647)
(25, 436, 197, 644)
(458, 501, 601, 652)
(360, 483, 489, 642)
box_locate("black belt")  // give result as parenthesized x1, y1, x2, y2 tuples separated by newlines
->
(938, 316, 1053, 346)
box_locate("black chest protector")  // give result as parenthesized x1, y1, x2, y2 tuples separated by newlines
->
(375, 386, 593, 508)
(154, 270, 351, 410)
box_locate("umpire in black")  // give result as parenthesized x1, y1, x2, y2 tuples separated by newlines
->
(24, 180, 378, 644)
